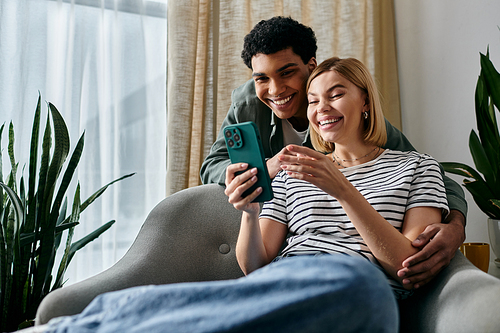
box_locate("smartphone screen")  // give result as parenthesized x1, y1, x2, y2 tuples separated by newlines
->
(223, 122, 273, 202)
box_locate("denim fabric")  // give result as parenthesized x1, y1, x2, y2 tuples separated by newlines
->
(46, 255, 398, 333)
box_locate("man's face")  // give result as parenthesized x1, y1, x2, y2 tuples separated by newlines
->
(251, 48, 316, 120)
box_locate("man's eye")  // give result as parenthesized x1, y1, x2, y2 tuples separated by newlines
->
(254, 77, 268, 82)
(281, 70, 293, 76)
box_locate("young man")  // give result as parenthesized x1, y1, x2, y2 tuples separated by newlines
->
(200, 16, 467, 289)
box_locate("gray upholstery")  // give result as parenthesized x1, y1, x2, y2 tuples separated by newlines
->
(36, 184, 500, 332)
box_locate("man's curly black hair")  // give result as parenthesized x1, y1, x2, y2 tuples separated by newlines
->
(241, 16, 317, 69)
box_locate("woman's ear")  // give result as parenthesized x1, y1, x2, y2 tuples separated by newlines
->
(363, 96, 370, 111)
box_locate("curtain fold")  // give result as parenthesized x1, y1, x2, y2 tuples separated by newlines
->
(167, 0, 401, 195)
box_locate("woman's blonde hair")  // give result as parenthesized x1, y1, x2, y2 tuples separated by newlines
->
(306, 57, 387, 153)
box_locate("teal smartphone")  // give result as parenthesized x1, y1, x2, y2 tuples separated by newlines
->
(223, 121, 274, 202)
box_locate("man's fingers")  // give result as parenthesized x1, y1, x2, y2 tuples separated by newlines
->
(411, 224, 440, 248)
(399, 250, 448, 284)
(399, 263, 443, 289)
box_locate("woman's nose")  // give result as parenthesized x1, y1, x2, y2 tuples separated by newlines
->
(317, 100, 330, 113)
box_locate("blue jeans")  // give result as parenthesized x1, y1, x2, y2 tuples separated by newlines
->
(46, 255, 398, 333)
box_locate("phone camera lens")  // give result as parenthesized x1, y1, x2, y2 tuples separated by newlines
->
(233, 134, 240, 141)
(225, 130, 232, 138)
(227, 139, 234, 147)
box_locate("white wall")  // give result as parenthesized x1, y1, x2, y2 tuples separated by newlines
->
(394, 0, 500, 259)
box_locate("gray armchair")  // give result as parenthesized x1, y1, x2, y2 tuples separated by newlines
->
(35, 184, 500, 333)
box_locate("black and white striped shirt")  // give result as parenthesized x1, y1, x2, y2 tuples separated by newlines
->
(260, 149, 449, 298)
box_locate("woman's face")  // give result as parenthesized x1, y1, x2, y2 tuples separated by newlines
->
(307, 70, 368, 146)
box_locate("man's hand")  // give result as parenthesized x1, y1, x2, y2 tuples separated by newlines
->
(397, 210, 466, 288)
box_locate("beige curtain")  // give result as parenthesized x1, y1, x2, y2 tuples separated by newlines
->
(167, 0, 401, 195)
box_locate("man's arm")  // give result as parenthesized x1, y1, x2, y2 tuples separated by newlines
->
(200, 107, 239, 186)
(384, 118, 468, 287)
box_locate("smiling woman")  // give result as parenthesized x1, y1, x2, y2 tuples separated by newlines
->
(0, 0, 167, 285)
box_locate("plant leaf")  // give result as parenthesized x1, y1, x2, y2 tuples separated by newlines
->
(481, 52, 500, 113)
(53, 184, 80, 290)
(0, 182, 24, 246)
(492, 199, 500, 210)
(63, 220, 116, 282)
(7, 122, 18, 194)
(19, 222, 79, 248)
(441, 162, 484, 181)
(464, 179, 500, 218)
(469, 130, 496, 186)
(80, 173, 135, 213)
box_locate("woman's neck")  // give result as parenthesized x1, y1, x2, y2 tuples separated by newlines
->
(331, 143, 381, 168)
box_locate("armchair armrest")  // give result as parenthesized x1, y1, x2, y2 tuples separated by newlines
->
(399, 250, 500, 332)
(36, 184, 244, 325)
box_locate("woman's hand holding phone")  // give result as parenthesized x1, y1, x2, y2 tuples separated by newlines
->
(224, 163, 262, 215)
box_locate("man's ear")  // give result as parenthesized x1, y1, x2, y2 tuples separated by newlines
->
(308, 57, 317, 73)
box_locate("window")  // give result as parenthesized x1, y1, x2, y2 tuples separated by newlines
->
(0, 0, 167, 284)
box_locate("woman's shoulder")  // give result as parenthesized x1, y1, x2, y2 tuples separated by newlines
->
(380, 150, 441, 174)
(383, 149, 438, 163)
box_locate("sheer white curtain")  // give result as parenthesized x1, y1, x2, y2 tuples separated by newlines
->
(0, 0, 167, 284)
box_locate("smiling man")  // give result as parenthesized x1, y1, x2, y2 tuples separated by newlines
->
(200, 16, 467, 291)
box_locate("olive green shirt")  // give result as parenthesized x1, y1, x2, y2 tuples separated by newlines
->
(200, 79, 467, 217)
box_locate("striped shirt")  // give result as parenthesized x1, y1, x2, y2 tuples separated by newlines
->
(260, 149, 449, 298)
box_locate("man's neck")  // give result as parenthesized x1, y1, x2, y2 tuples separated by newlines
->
(287, 116, 309, 132)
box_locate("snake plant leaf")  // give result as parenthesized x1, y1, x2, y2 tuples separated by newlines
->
(53, 199, 68, 254)
(28, 94, 42, 202)
(34, 103, 72, 304)
(80, 173, 135, 213)
(64, 220, 116, 277)
(0, 182, 23, 248)
(53, 183, 80, 290)
(19, 222, 79, 248)
(8, 122, 18, 193)
(51, 132, 84, 219)
(36, 114, 52, 229)
(25, 94, 42, 235)
(44, 103, 70, 227)
(58, 173, 135, 227)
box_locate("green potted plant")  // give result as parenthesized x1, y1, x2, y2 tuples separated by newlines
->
(441, 48, 500, 266)
(0, 94, 133, 331)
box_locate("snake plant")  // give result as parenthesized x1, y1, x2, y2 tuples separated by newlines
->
(442, 49, 500, 219)
(0, 94, 134, 331)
